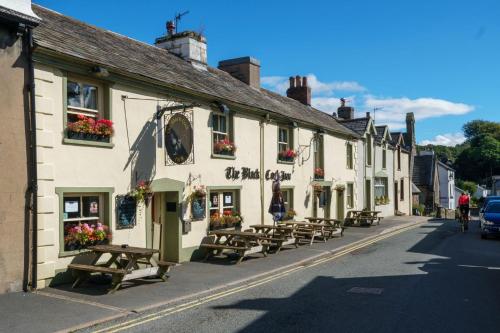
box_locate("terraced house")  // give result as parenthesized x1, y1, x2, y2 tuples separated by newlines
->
(1, 4, 414, 289)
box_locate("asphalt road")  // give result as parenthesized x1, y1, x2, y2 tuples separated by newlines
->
(85, 219, 500, 333)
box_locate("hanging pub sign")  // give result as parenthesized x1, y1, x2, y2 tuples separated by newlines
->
(116, 195, 137, 229)
(165, 111, 194, 165)
(225, 167, 291, 181)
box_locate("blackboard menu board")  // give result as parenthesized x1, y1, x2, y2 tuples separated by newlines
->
(116, 195, 137, 229)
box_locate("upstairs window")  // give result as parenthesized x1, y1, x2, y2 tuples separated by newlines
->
(314, 134, 325, 180)
(366, 134, 372, 166)
(212, 113, 235, 156)
(65, 76, 113, 144)
(278, 127, 295, 162)
(397, 147, 401, 170)
(382, 148, 387, 169)
(346, 143, 353, 169)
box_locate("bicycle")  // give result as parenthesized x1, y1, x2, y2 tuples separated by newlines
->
(458, 208, 469, 232)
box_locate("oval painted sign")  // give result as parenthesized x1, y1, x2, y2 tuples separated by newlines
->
(165, 113, 193, 164)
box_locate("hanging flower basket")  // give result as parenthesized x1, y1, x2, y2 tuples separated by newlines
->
(335, 184, 346, 192)
(131, 180, 153, 205)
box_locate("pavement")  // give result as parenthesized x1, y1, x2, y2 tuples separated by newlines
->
(0, 216, 428, 333)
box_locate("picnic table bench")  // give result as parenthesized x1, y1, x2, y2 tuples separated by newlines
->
(344, 211, 383, 226)
(283, 221, 328, 245)
(68, 245, 177, 293)
(305, 217, 345, 238)
(200, 230, 270, 264)
(250, 224, 298, 252)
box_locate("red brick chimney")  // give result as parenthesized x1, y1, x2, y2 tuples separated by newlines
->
(286, 75, 311, 106)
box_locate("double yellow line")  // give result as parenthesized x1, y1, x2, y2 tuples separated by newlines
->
(91, 222, 422, 333)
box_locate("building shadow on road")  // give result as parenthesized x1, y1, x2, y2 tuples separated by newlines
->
(211, 220, 500, 333)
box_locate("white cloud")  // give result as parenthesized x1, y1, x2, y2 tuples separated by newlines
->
(420, 132, 466, 146)
(261, 74, 366, 96)
(312, 96, 356, 114)
(365, 96, 474, 128)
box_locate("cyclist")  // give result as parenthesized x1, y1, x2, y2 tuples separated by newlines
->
(458, 192, 470, 230)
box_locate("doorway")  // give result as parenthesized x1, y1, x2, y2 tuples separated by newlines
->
(151, 191, 181, 262)
(365, 179, 371, 210)
(336, 190, 345, 219)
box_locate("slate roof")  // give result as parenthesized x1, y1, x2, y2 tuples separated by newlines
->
(413, 154, 436, 187)
(374, 125, 391, 144)
(437, 160, 455, 172)
(390, 132, 403, 146)
(31, 5, 358, 138)
(338, 117, 370, 136)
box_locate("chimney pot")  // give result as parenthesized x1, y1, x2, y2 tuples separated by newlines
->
(286, 74, 312, 106)
(155, 30, 208, 70)
(337, 98, 355, 120)
(295, 75, 301, 87)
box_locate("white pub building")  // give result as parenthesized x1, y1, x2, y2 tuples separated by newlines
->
(28, 5, 413, 287)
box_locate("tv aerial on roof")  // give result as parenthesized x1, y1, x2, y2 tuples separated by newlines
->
(174, 11, 190, 33)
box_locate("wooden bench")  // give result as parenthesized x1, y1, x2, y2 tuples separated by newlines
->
(156, 261, 177, 281)
(68, 264, 126, 289)
(200, 243, 249, 262)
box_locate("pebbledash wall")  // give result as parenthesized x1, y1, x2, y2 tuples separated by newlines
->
(33, 63, 360, 287)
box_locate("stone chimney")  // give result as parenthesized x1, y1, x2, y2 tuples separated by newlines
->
(218, 57, 260, 89)
(155, 21, 207, 70)
(406, 112, 416, 148)
(0, 0, 40, 25)
(286, 75, 311, 106)
(337, 98, 355, 120)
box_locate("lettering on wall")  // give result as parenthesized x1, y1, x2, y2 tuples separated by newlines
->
(225, 167, 291, 181)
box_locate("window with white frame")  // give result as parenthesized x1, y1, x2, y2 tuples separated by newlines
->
(212, 113, 234, 156)
(282, 188, 293, 211)
(209, 190, 240, 230)
(67, 79, 101, 121)
(278, 127, 293, 162)
(346, 183, 354, 208)
(346, 143, 353, 169)
(62, 193, 107, 252)
(374, 177, 388, 202)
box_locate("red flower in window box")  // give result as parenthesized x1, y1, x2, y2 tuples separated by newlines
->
(214, 137, 236, 155)
(279, 149, 297, 162)
(67, 115, 114, 142)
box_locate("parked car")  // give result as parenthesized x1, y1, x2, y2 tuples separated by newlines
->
(480, 196, 500, 219)
(480, 200, 500, 239)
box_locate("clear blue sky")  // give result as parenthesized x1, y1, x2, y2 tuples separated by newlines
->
(35, 0, 500, 145)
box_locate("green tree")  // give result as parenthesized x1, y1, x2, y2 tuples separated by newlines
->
(463, 120, 500, 141)
(456, 179, 476, 194)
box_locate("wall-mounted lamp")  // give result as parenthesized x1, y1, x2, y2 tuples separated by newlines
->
(90, 66, 109, 78)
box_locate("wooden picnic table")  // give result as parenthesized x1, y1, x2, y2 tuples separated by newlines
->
(345, 210, 383, 226)
(201, 230, 269, 264)
(305, 217, 345, 238)
(249, 224, 298, 252)
(68, 244, 176, 293)
(283, 221, 328, 245)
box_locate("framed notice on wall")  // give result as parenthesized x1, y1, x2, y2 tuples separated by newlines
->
(116, 195, 137, 229)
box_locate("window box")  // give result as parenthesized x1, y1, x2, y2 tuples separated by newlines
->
(314, 168, 325, 180)
(67, 131, 111, 143)
(278, 148, 297, 163)
(208, 190, 242, 230)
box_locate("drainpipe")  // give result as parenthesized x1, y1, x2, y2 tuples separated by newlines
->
(260, 120, 265, 225)
(26, 27, 38, 291)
